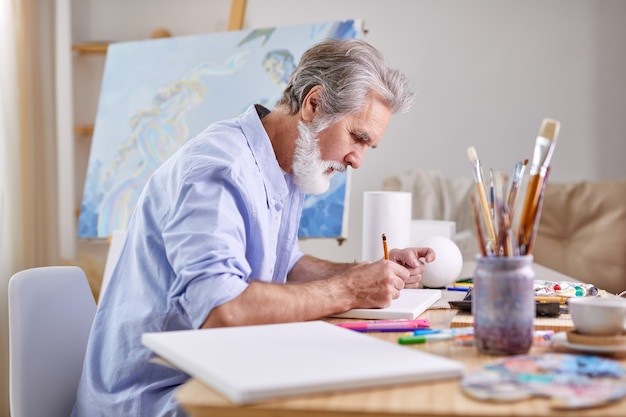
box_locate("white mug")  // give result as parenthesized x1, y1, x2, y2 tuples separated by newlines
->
(568, 296, 626, 335)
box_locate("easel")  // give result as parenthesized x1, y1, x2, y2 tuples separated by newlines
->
(104, 1, 245, 249)
(227, 0, 247, 31)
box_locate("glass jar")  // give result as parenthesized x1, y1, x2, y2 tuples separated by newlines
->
(472, 255, 535, 355)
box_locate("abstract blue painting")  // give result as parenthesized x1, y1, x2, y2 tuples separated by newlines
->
(78, 19, 362, 240)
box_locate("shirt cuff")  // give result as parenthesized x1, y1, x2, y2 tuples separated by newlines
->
(179, 274, 249, 329)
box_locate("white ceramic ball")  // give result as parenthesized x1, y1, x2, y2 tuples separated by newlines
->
(419, 236, 463, 288)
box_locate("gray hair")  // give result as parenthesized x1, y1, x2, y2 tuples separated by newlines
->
(277, 38, 414, 129)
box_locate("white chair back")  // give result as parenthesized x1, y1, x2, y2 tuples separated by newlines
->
(8, 266, 96, 417)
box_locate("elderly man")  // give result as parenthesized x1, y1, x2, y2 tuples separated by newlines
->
(72, 38, 434, 417)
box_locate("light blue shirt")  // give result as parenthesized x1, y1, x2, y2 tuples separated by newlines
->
(72, 105, 305, 417)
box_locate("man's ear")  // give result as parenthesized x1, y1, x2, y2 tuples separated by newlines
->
(301, 85, 323, 123)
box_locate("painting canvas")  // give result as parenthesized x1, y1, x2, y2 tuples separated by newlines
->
(78, 19, 362, 239)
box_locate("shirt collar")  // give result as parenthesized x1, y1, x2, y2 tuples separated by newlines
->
(239, 104, 295, 205)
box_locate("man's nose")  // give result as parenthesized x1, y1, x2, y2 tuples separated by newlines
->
(345, 149, 364, 169)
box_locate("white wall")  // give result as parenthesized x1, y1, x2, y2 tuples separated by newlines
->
(68, 0, 626, 264)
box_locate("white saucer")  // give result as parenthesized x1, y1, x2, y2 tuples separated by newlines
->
(551, 332, 626, 354)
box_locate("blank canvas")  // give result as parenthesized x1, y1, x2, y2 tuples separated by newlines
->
(142, 320, 463, 404)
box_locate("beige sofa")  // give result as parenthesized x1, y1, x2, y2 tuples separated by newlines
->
(533, 178, 626, 295)
(383, 170, 626, 295)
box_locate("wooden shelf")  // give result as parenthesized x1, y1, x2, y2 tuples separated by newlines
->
(74, 124, 94, 135)
(72, 42, 110, 55)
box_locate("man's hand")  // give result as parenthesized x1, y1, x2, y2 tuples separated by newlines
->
(338, 259, 410, 309)
(388, 247, 436, 288)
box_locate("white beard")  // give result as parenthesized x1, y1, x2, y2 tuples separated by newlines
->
(292, 120, 345, 195)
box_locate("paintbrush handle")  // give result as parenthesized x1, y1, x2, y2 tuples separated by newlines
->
(507, 184, 519, 216)
(470, 194, 487, 256)
(525, 169, 551, 254)
(517, 173, 543, 251)
(474, 183, 497, 246)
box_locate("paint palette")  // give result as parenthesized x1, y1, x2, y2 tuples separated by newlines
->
(461, 353, 626, 409)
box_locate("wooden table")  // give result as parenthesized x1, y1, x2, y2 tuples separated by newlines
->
(176, 263, 626, 417)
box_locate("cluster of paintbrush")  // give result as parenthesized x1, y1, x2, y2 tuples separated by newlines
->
(467, 118, 560, 257)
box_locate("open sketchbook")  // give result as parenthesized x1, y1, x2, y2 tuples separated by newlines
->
(142, 321, 464, 404)
(331, 288, 441, 320)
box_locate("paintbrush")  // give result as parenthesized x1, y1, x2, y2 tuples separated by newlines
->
(507, 159, 528, 216)
(470, 193, 488, 256)
(467, 146, 497, 250)
(492, 171, 509, 255)
(517, 119, 560, 253)
(525, 167, 551, 255)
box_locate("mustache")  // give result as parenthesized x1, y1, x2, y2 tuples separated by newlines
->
(325, 161, 346, 173)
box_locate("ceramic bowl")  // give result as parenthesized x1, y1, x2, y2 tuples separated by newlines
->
(568, 296, 626, 335)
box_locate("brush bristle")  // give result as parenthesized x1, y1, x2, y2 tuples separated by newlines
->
(466, 146, 478, 162)
(539, 119, 560, 141)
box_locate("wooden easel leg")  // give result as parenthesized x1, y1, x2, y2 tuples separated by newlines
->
(227, 0, 247, 31)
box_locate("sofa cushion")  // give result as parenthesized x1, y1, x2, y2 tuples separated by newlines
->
(533, 179, 626, 295)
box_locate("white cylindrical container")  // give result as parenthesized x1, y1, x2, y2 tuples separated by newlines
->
(361, 191, 412, 262)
